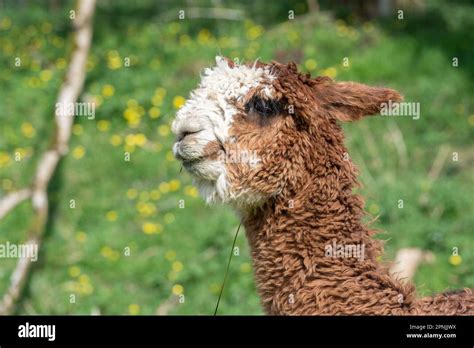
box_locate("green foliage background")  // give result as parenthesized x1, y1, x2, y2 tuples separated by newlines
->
(0, 0, 473, 314)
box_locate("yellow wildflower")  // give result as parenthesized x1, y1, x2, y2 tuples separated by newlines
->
(149, 107, 161, 118)
(128, 304, 140, 315)
(166, 151, 175, 162)
(368, 203, 380, 215)
(39, 69, 52, 82)
(142, 222, 157, 234)
(102, 84, 115, 98)
(72, 146, 85, 159)
(184, 185, 199, 198)
(246, 25, 264, 40)
(164, 213, 175, 224)
(75, 231, 87, 243)
(159, 182, 170, 193)
(97, 120, 111, 132)
(169, 179, 181, 191)
(165, 250, 176, 261)
(110, 134, 122, 146)
(449, 255, 462, 266)
(172, 284, 184, 295)
(69, 266, 81, 278)
(105, 210, 118, 221)
(134, 133, 147, 146)
(305, 59, 317, 71)
(150, 190, 161, 200)
(158, 125, 170, 137)
(172, 261, 183, 272)
(73, 124, 83, 135)
(172, 96, 185, 109)
(21, 122, 36, 138)
(0, 152, 11, 167)
(240, 263, 251, 273)
(126, 188, 138, 199)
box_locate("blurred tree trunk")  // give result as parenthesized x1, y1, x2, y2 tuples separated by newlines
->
(0, 0, 96, 315)
(49, 0, 61, 12)
(378, 0, 392, 17)
(307, 0, 320, 13)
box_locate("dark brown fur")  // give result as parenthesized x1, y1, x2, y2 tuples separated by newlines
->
(218, 60, 474, 315)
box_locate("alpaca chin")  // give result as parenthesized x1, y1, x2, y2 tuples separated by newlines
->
(194, 174, 266, 217)
(193, 172, 266, 213)
(193, 173, 228, 204)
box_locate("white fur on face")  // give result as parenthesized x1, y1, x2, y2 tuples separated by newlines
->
(172, 56, 275, 204)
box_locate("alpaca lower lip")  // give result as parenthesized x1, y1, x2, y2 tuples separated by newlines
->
(182, 160, 205, 178)
(180, 157, 222, 181)
(181, 159, 202, 172)
(180, 150, 221, 166)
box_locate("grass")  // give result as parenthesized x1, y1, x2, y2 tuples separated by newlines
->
(0, 1, 473, 314)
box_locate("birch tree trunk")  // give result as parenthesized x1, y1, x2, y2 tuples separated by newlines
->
(0, 0, 96, 315)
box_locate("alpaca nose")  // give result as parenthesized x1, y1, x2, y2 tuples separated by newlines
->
(173, 128, 205, 161)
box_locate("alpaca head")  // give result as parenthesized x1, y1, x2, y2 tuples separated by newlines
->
(172, 56, 402, 210)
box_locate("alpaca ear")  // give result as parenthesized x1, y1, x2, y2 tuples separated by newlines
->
(319, 82, 403, 122)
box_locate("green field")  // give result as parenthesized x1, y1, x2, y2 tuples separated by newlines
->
(0, 0, 473, 314)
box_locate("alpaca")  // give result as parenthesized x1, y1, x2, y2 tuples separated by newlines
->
(172, 56, 474, 315)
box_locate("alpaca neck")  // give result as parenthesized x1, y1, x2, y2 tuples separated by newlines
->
(240, 174, 416, 315)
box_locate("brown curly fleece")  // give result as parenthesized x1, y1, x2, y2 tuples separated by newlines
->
(231, 60, 473, 315)
(190, 59, 474, 315)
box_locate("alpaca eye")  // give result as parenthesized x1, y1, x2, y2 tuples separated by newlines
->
(246, 97, 280, 117)
(254, 99, 273, 115)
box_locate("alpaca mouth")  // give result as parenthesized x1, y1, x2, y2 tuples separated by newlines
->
(182, 158, 200, 169)
(179, 155, 223, 181)
(177, 152, 219, 166)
